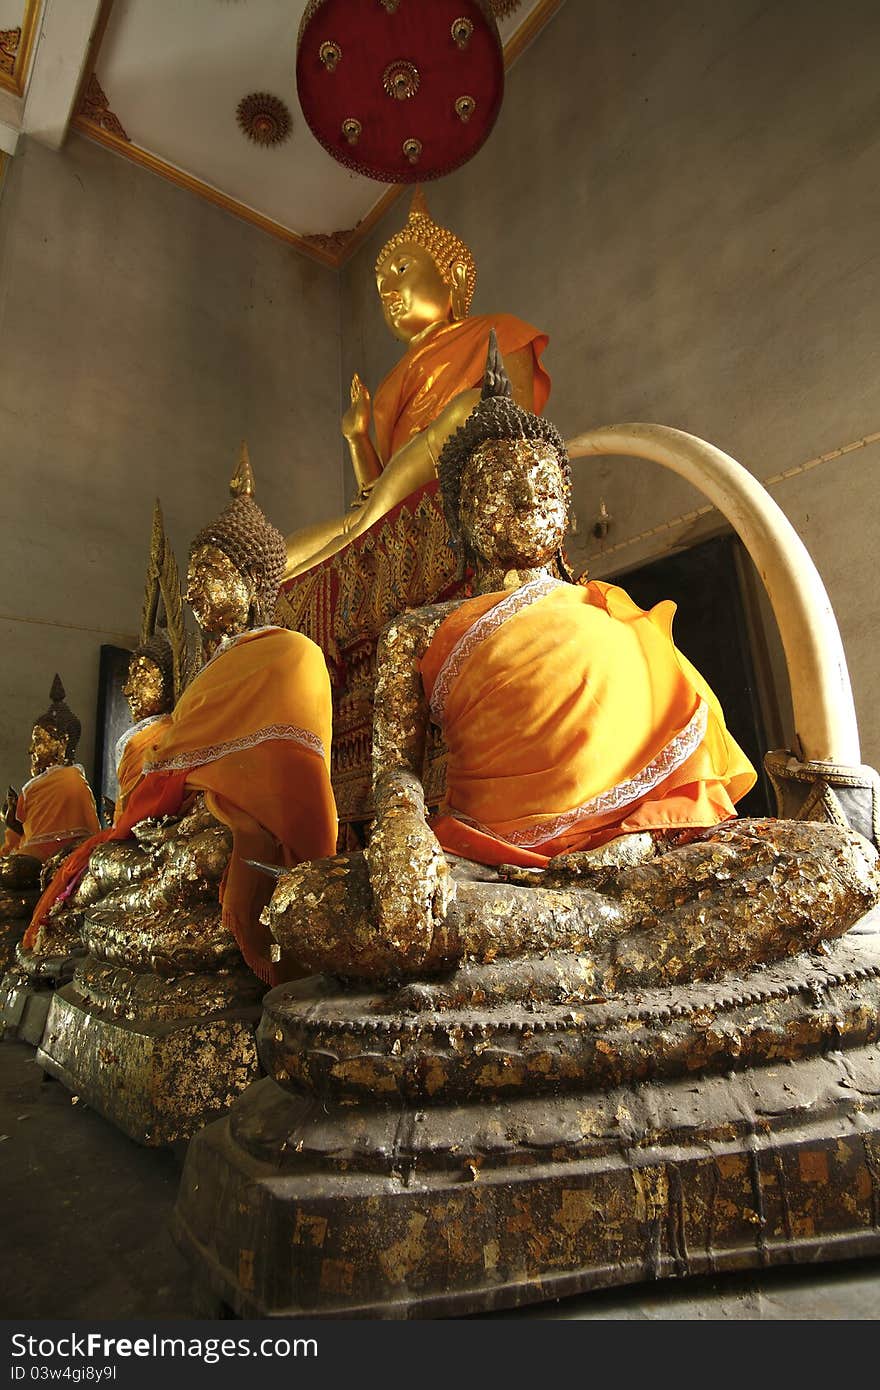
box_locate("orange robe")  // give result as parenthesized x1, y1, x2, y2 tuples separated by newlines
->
(13, 765, 99, 863)
(26, 628, 337, 983)
(421, 576, 756, 868)
(0, 826, 22, 857)
(113, 713, 173, 822)
(372, 312, 551, 465)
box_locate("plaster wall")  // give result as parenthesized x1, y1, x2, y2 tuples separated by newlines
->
(0, 133, 341, 793)
(340, 0, 880, 766)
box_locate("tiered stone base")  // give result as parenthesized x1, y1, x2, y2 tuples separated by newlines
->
(0, 947, 80, 1046)
(38, 955, 265, 1145)
(173, 928, 880, 1317)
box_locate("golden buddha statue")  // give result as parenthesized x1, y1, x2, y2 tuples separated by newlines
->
(174, 341, 880, 1318)
(0, 677, 99, 1032)
(1, 676, 98, 876)
(283, 190, 550, 578)
(36, 449, 338, 1143)
(267, 337, 877, 984)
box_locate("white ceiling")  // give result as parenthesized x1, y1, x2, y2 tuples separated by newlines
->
(87, 0, 551, 246)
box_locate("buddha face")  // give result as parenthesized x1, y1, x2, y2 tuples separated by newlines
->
(186, 543, 252, 639)
(122, 655, 167, 723)
(29, 722, 68, 777)
(376, 242, 452, 342)
(460, 439, 569, 569)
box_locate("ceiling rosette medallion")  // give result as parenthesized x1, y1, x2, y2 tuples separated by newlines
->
(236, 92, 293, 147)
(296, 0, 504, 182)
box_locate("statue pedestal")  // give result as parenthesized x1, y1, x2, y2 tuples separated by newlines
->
(172, 924, 880, 1317)
(0, 888, 39, 974)
(0, 946, 80, 1046)
(37, 954, 264, 1146)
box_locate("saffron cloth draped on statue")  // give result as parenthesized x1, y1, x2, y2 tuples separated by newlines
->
(372, 312, 550, 465)
(113, 713, 174, 822)
(13, 765, 99, 862)
(0, 827, 22, 857)
(26, 628, 337, 982)
(421, 576, 756, 868)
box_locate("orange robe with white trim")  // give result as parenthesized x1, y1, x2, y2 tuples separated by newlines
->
(372, 312, 551, 466)
(13, 765, 99, 862)
(420, 577, 755, 868)
(113, 714, 173, 822)
(26, 628, 337, 983)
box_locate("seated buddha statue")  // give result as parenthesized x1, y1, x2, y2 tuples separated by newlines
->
(18, 633, 178, 966)
(29, 449, 337, 987)
(114, 632, 175, 821)
(0, 677, 98, 978)
(283, 190, 550, 578)
(0, 677, 98, 885)
(266, 335, 879, 987)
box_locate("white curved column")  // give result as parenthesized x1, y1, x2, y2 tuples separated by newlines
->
(566, 423, 860, 765)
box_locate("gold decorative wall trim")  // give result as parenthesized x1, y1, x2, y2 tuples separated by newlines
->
(74, 0, 566, 269)
(579, 428, 880, 566)
(79, 72, 128, 140)
(69, 119, 341, 268)
(503, 0, 564, 70)
(0, 0, 42, 97)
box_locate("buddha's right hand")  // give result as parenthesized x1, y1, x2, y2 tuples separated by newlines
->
(365, 807, 454, 970)
(4, 786, 18, 827)
(341, 372, 372, 441)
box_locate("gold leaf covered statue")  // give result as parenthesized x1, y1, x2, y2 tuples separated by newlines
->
(267, 336, 879, 985)
(284, 189, 550, 577)
(30, 446, 337, 985)
(0, 676, 99, 978)
(173, 341, 880, 1316)
(0, 676, 98, 875)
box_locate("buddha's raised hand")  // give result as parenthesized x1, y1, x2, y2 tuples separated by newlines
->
(341, 372, 372, 441)
(4, 786, 19, 828)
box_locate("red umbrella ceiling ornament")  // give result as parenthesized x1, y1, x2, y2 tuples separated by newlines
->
(296, 0, 507, 182)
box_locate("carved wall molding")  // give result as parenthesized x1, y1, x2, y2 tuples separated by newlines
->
(0, 27, 20, 78)
(0, 1, 42, 97)
(300, 227, 358, 257)
(78, 73, 129, 141)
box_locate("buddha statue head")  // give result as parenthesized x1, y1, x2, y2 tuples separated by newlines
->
(187, 445, 286, 641)
(29, 675, 81, 777)
(122, 632, 174, 723)
(374, 188, 477, 342)
(438, 330, 571, 577)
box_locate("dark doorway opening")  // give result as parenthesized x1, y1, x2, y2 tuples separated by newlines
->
(611, 534, 774, 818)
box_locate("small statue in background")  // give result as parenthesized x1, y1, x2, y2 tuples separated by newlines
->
(114, 631, 175, 821)
(0, 677, 98, 977)
(0, 677, 97, 880)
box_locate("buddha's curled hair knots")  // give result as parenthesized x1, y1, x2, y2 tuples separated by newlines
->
(131, 632, 175, 708)
(437, 329, 570, 560)
(33, 674, 81, 759)
(190, 445, 287, 623)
